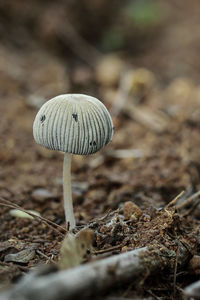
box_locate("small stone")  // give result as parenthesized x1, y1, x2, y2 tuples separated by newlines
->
(72, 182, 89, 196)
(32, 188, 56, 202)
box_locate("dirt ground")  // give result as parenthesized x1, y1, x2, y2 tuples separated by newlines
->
(0, 1, 200, 299)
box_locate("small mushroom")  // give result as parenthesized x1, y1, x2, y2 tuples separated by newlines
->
(33, 94, 113, 229)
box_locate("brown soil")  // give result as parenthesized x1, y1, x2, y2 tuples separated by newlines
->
(0, 1, 200, 299)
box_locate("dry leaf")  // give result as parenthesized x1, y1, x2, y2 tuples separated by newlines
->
(58, 228, 94, 270)
(4, 248, 35, 264)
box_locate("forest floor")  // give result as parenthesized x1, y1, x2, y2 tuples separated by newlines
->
(1, 1, 200, 299)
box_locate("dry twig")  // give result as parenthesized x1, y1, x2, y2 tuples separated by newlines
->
(166, 191, 185, 208)
(0, 197, 67, 237)
(93, 244, 122, 255)
(182, 197, 200, 217)
(176, 190, 200, 210)
(173, 242, 180, 298)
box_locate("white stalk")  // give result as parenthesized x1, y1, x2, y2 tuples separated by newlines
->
(63, 152, 75, 229)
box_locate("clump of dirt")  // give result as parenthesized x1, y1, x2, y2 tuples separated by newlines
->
(92, 201, 199, 255)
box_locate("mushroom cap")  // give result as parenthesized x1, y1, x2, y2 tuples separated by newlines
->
(33, 94, 114, 155)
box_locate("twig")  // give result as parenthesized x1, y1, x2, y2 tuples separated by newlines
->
(98, 209, 113, 221)
(176, 190, 200, 210)
(166, 191, 185, 208)
(121, 281, 135, 298)
(93, 244, 122, 255)
(146, 290, 160, 300)
(0, 202, 65, 237)
(0, 197, 66, 237)
(107, 148, 143, 159)
(0, 196, 67, 232)
(182, 197, 200, 217)
(173, 242, 180, 298)
(36, 250, 55, 264)
(88, 209, 117, 227)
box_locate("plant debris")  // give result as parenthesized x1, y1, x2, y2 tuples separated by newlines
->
(1, 1, 200, 299)
(58, 228, 94, 269)
(4, 248, 36, 264)
(9, 209, 41, 219)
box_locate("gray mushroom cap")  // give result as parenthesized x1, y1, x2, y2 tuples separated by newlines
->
(33, 94, 114, 155)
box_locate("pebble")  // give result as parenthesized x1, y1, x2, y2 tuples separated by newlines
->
(32, 188, 56, 202)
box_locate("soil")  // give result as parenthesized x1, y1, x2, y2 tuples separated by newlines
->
(0, 1, 200, 299)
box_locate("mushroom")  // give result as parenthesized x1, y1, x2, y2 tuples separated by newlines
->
(33, 94, 113, 229)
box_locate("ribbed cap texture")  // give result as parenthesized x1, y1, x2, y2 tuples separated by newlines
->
(33, 94, 113, 155)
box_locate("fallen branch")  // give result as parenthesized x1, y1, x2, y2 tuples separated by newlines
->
(1, 241, 195, 300)
(184, 280, 200, 298)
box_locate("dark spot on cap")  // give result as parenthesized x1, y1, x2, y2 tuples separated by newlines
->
(81, 243, 85, 249)
(72, 113, 78, 122)
(90, 141, 96, 146)
(40, 115, 46, 123)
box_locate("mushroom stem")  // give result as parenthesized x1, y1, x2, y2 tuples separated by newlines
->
(63, 152, 75, 229)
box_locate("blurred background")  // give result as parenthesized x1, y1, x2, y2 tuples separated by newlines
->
(1, 0, 200, 227)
